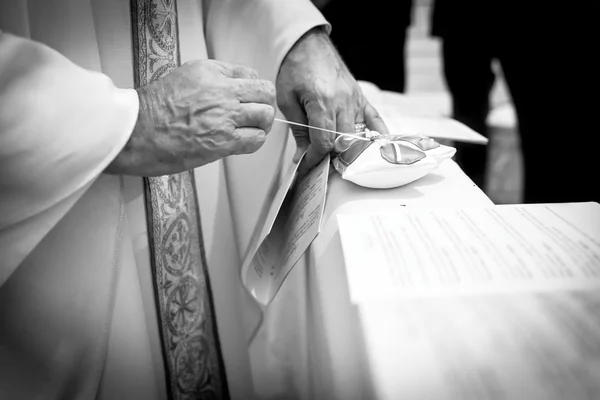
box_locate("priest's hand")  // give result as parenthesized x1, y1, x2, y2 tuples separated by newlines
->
(107, 59, 276, 176)
(276, 27, 389, 174)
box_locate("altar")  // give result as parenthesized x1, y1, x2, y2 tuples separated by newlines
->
(243, 86, 600, 400)
(247, 154, 495, 399)
(240, 81, 492, 399)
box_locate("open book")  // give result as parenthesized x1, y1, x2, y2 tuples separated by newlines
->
(337, 202, 600, 399)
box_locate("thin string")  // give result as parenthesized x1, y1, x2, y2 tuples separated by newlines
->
(274, 118, 371, 141)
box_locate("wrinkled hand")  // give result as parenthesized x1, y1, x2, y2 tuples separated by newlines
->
(276, 27, 389, 173)
(107, 59, 276, 176)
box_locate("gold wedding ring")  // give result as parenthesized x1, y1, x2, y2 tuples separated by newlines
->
(354, 122, 367, 133)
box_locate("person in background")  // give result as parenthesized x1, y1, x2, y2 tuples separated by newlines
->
(431, 0, 599, 203)
(313, 0, 414, 93)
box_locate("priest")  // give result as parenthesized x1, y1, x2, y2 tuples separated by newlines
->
(0, 0, 388, 399)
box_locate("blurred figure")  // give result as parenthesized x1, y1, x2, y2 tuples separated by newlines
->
(314, 0, 414, 93)
(431, 1, 600, 203)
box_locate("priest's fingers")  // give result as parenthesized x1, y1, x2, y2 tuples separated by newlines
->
(336, 107, 355, 137)
(234, 103, 275, 133)
(229, 127, 267, 155)
(234, 79, 276, 106)
(280, 101, 311, 163)
(300, 109, 336, 175)
(219, 61, 260, 79)
(364, 102, 390, 135)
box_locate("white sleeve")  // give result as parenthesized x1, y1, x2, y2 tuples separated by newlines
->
(203, 0, 331, 83)
(0, 32, 138, 283)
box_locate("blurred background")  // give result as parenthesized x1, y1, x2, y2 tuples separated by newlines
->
(405, 0, 522, 204)
(314, 0, 600, 205)
(316, 0, 598, 205)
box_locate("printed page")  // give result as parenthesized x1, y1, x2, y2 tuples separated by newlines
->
(357, 81, 487, 144)
(243, 155, 330, 305)
(337, 202, 600, 303)
(376, 90, 488, 144)
(360, 291, 600, 400)
(382, 114, 489, 144)
(244, 152, 305, 261)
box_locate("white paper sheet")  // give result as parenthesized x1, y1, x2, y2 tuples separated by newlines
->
(383, 114, 489, 145)
(242, 155, 330, 305)
(357, 82, 488, 144)
(337, 202, 600, 303)
(360, 291, 600, 400)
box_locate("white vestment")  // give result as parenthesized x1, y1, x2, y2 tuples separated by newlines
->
(0, 0, 327, 398)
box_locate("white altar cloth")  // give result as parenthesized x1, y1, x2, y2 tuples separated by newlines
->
(249, 157, 494, 400)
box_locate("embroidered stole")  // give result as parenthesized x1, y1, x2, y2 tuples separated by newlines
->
(130, 1, 229, 398)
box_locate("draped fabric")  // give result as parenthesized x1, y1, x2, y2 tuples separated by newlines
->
(130, 0, 228, 398)
(0, 1, 329, 399)
(0, 1, 140, 397)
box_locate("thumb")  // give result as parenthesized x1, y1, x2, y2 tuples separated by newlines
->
(279, 101, 310, 163)
(364, 102, 390, 135)
(291, 128, 310, 163)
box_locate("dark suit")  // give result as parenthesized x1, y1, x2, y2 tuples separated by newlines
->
(431, 1, 600, 203)
(320, 0, 414, 93)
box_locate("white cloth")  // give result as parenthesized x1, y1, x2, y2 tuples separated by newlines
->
(250, 159, 494, 400)
(244, 89, 493, 399)
(0, 0, 328, 398)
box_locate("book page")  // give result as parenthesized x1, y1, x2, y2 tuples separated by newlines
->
(383, 114, 489, 145)
(337, 203, 600, 303)
(244, 152, 306, 262)
(361, 291, 600, 400)
(242, 155, 330, 305)
(357, 81, 488, 144)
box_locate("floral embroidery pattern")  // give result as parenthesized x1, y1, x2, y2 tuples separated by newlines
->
(131, 1, 228, 398)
